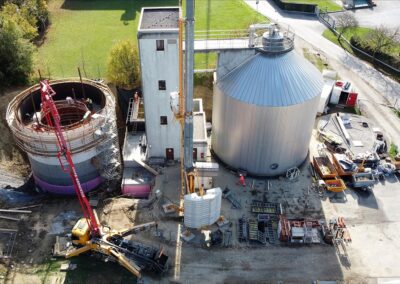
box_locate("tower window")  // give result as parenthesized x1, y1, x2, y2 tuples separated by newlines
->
(158, 80, 166, 90)
(160, 116, 167, 125)
(156, 40, 164, 51)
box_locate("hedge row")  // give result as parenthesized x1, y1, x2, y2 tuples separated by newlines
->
(350, 36, 400, 77)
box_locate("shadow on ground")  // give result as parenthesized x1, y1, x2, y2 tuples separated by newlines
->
(63, 254, 137, 284)
(61, 0, 179, 22)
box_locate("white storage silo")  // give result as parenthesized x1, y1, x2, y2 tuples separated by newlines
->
(212, 28, 323, 176)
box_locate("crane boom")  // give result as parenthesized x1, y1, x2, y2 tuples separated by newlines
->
(40, 80, 100, 237)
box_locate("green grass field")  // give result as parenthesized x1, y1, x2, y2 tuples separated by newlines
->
(322, 27, 400, 56)
(323, 27, 371, 45)
(37, 0, 266, 78)
(302, 48, 331, 71)
(282, 0, 342, 12)
(322, 27, 372, 54)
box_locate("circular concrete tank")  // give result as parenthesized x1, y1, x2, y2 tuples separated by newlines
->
(212, 29, 324, 176)
(6, 79, 121, 194)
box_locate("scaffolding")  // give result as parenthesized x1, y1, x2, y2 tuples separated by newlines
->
(6, 78, 121, 187)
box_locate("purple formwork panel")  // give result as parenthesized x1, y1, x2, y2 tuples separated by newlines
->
(33, 175, 103, 195)
(122, 184, 151, 199)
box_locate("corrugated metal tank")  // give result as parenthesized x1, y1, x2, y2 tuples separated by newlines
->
(212, 30, 323, 176)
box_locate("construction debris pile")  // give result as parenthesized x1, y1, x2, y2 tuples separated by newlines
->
(279, 217, 322, 244)
(313, 113, 399, 193)
(237, 201, 282, 245)
(279, 216, 351, 245)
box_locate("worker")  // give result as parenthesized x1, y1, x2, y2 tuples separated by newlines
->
(236, 174, 246, 188)
(66, 96, 74, 104)
(133, 91, 139, 103)
(85, 97, 93, 111)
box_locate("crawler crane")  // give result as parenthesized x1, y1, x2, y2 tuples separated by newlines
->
(40, 81, 167, 279)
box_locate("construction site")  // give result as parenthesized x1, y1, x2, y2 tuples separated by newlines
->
(0, 1, 400, 284)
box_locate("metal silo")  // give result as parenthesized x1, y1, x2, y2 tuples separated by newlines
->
(212, 28, 323, 176)
(7, 79, 121, 194)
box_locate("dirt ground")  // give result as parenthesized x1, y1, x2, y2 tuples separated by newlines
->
(1, 39, 400, 283)
(0, 88, 30, 179)
(0, 126, 400, 283)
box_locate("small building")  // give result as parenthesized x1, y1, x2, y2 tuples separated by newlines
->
(137, 7, 181, 160)
(121, 167, 154, 198)
(121, 125, 157, 199)
(193, 99, 207, 162)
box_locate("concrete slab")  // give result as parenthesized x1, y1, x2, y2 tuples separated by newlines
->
(108, 130, 400, 283)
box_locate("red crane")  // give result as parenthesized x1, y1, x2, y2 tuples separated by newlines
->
(40, 80, 100, 237)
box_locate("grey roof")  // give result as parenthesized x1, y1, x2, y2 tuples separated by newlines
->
(216, 51, 323, 107)
(193, 113, 206, 141)
(140, 8, 179, 30)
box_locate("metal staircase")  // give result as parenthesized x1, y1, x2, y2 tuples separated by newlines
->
(126, 98, 141, 134)
(95, 108, 121, 183)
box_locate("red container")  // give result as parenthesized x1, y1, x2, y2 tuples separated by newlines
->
(346, 92, 358, 107)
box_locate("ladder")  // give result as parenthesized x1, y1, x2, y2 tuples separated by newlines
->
(126, 98, 134, 125)
(266, 220, 277, 244)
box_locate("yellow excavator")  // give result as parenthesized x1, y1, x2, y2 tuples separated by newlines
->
(67, 218, 164, 278)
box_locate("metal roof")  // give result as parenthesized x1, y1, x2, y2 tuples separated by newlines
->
(140, 8, 179, 30)
(193, 112, 206, 141)
(216, 51, 324, 107)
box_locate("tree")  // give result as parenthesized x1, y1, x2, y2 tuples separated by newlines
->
(107, 40, 140, 89)
(0, 17, 34, 86)
(335, 12, 358, 40)
(366, 25, 400, 60)
(34, 0, 50, 32)
(2, 0, 50, 35)
(1, 2, 37, 40)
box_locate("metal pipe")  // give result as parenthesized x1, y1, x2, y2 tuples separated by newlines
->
(184, 0, 195, 172)
(179, 15, 185, 196)
(30, 91, 40, 125)
(72, 88, 77, 101)
(78, 67, 87, 99)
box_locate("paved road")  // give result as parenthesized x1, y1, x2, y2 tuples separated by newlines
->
(329, 0, 400, 29)
(245, 0, 400, 145)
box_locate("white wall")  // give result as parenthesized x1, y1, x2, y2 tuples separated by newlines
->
(138, 33, 181, 159)
(193, 141, 207, 161)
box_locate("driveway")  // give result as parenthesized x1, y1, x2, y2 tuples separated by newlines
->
(329, 0, 400, 29)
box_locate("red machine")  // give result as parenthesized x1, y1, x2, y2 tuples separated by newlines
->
(40, 80, 100, 237)
(41, 80, 167, 278)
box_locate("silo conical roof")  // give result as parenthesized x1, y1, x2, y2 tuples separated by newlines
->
(216, 51, 323, 107)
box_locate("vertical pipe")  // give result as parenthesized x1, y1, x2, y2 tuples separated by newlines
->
(78, 67, 87, 99)
(30, 91, 40, 125)
(72, 88, 77, 101)
(184, 0, 195, 172)
(179, 15, 185, 196)
(72, 88, 80, 124)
